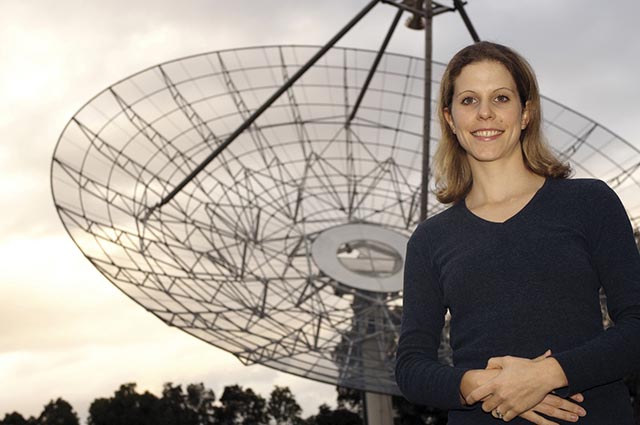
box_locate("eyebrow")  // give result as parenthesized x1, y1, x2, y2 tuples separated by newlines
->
(455, 87, 517, 97)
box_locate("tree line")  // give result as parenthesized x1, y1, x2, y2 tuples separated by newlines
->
(0, 382, 447, 425)
(3, 374, 640, 425)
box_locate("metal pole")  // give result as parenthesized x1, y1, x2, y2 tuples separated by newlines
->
(145, 0, 382, 218)
(453, 0, 480, 42)
(348, 7, 403, 123)
(420, 0, 433, 222)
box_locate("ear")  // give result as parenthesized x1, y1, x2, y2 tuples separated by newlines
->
(521, 100, 531, 130)
(443, 107, 456, 134)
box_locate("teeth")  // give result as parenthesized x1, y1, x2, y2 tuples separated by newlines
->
(472, 130, 502, 137)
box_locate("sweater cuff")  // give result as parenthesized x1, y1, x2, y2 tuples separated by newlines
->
(550, 352, 583, 396)
(449, 367, 475, 410)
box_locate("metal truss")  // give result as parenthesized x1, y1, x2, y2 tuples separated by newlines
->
(51, 41, 640, 395)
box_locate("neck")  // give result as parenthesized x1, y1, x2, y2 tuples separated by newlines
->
(466, 155, 544, 207)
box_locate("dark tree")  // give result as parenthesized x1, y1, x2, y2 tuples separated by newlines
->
(306, 404, 361, 425)
(336, 387, 361, 414)
(88, 381, 217, 425)
(156, 382, 215, 425)
(0, 412, 37, 425)
(0, 412, 27, 425)
(38, 398, 79, 425)
(156, 383, 199, 425)
(392, 395, 448, 425)
(185, 383, 216, 424)
(88, 383, 160, 425)
(214, 385, 268, 425)
(267, 386, 303, 425)
(332, 385, 448, 425)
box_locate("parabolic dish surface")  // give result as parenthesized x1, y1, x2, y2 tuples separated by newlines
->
(51, 45, 640, 394)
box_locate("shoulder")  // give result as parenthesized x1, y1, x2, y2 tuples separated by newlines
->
(551, 177, 609, 192)
(549, 178, 618, 203)
(549, 178, 629, 228)
(409, 203, 462, 247)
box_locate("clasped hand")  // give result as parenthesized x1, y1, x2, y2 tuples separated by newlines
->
(461, 350, 587, 424)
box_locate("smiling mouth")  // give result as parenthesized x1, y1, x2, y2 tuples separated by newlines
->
(471, 129, 504, 137)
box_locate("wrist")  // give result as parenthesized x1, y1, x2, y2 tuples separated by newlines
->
(460, 369, 499, 402)
(540, 357, 568, 390)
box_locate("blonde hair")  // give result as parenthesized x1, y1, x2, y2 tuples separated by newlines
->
(434, 41, 571, 204)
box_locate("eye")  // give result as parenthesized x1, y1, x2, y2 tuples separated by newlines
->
(460, 96, 476, 106)
(495, 94, 510, 103)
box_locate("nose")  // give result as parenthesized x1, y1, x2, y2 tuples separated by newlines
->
(477, 99, 494, 120)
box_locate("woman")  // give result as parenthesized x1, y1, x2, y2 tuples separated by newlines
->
(395, 41, 640, 424)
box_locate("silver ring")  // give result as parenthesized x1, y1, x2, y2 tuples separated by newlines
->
(493, 410, 504, 420)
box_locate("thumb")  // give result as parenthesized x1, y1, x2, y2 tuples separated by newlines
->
(533, 349, 552, 362)
(486, 356, 505, 369)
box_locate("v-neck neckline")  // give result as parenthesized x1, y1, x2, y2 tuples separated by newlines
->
(460, 177, 550, 225)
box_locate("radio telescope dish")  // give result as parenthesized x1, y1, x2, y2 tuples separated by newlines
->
(51, 42, 640, 395)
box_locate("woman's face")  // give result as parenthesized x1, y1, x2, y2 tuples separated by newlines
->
(444, 60, 529, 167)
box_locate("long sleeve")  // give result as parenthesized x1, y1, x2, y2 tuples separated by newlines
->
(395, 230, 471, 410)
(553, 180, 640, 394)
(395, 178, 640, 424)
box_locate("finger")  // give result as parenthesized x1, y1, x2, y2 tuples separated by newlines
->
(486, 356, 505, 369)
(481, 398, 500, 414)
(519, 409, 559, 425)
(466, 384, 495, 405)
(532, 403, 580, 423)
(541, 395, 586, 417)
(491, 407, 509, 422)
(569, 393, 584, 403)
(480, 392, 507, 415)
(503, 408, 519, 422)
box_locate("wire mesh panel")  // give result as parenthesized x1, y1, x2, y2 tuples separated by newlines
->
(51, 45, 640, 395)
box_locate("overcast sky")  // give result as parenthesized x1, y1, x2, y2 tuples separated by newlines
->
(1, 0, 639, 422)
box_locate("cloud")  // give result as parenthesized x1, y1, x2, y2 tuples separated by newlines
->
(0, 232, 335, 420)
(2, 1, 640, 424)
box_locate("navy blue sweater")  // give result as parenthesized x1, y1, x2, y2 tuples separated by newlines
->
(395, 178, 640, 424)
